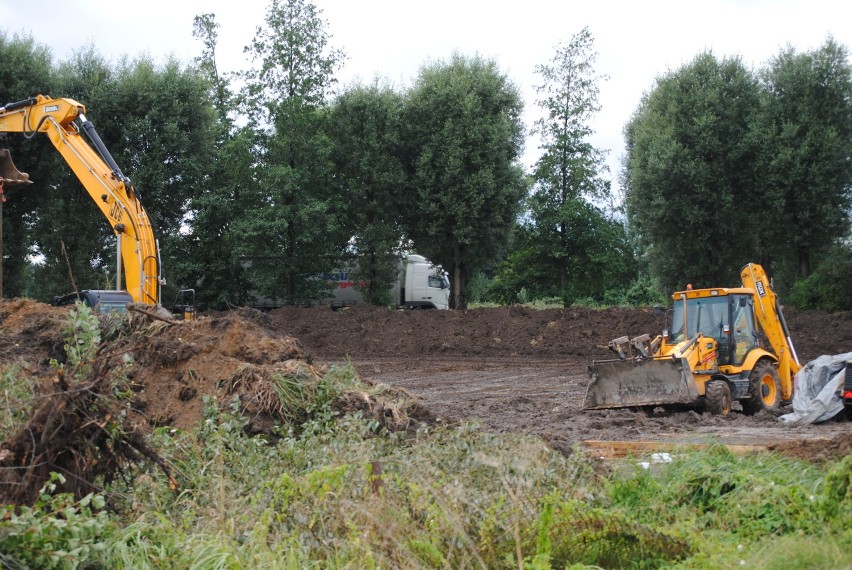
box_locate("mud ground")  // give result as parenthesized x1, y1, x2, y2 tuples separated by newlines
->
(2, 300, 850, 462)
(266, 305, 852, 461)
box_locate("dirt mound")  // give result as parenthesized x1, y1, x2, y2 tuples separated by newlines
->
(0, 298, 70, 370)
(783, 308, 852, 362)
(126, 308, 311, 431)
(767, 433, 852, 463)
(267, 304, 665, 360)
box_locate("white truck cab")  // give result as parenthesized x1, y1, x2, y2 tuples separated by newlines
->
(398, 254, 450, 310)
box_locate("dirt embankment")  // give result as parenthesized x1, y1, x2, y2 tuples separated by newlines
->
(264, 304, 852, 364)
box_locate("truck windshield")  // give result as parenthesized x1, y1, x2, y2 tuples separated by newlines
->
(670, 295, 730, 343)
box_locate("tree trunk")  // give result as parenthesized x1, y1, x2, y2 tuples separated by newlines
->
(451, 243, 467, 310)
(798, 247, 811, 279)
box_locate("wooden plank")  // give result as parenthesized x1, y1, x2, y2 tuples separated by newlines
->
(581, 440, 770, 459)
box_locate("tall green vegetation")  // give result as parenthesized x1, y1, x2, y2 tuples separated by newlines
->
(495, 28, 634, 306)
(624, 52, 762, 292)
(3, 8, 851, 311)
(624, 39, 852, 297)
(0, 32, 219, 304)
(402, 54, 527, 309)
(329, 82, 407, 306)
(234, 0, 350, 305)
(176, 13, 254, 309)
(756, 37, 852, 281)
(0, 32, 54, 298)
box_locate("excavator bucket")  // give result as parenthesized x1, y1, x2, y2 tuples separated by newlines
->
(0, 149, 31, 185)
(584, 357, 700, 409)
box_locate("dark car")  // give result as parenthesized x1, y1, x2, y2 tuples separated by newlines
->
(54, 289, 133, 314)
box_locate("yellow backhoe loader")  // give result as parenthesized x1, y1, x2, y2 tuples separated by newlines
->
(585, 263, 800, 415)
(0, 95, 195, 318)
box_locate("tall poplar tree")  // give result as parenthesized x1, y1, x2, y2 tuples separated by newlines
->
(402, 54, 526, 309)
(526, 28, 629, 304)
(235, 0, 348, 304)
(757, 37, 852, 279)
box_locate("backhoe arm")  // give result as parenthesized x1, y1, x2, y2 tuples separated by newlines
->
(740, 263, 800, 398)
(0, 95, 160, 305)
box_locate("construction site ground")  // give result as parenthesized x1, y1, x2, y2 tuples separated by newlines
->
(2, 300, 850, 464)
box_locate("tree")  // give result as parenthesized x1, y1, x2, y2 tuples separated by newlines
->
(234, 0, 349, 304)
(402, 54, 526, 309)
(329, 81, 407, 306)
(525, 28, 631, 304)
(0, 32, 54, 298)
(171, 12, 255, 309)
(757, 37, 852, 280)
(623, 52, 762, 292)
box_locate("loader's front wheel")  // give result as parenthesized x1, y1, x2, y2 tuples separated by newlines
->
(742, 361, 781, 414)
(705, 380, 732, 416)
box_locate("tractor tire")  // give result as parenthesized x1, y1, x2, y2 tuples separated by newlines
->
(742, 360, 781, 415)
(705, 380, 732, 416)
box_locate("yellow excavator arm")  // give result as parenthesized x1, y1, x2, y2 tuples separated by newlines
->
(739, 263, 801, 398)
(0, 95, 160, 305)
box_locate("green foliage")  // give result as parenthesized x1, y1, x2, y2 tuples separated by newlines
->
(625, 39, 852, 290)
(0, 474, 113, 570)
(749, 531, 852, 570)
(59, 302, 101, 373)
(606, 445, 848, 549)
(756, 37, 852, 278)
(233, 0, 350, 305)
(600, 273, 668, 308)
(624, 51, 762, 292)
(329, 83, 407, 305)
(0, 364, 36, 440)
(786, 243, 852, 311)
(402, 53, 527, 309)
(0, 31, 56, 299)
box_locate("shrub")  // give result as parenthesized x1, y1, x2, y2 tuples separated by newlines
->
(787, 244, 852, 311)
(0, 474, 113, 569)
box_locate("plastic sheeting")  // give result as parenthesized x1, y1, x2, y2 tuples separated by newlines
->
(779, 352, 851, 425)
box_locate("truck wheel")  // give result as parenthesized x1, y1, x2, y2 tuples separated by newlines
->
(705, 380, 732, 416)
(742, 360, 781, 414)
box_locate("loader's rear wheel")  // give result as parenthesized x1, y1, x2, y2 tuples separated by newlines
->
(742, 361, 781, 415)
(705, 380, 732, 416)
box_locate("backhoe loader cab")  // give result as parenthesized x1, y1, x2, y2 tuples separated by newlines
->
(665, 288, 759, 368)
(585, 263, 801, 416)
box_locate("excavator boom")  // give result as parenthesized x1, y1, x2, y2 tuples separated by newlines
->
(0, 95, 160, 305)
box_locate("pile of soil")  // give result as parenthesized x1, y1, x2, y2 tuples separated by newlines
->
(265, 304, 852, 364)
(0, 301, 429, 502)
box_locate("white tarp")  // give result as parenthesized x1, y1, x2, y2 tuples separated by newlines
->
(778, 352, 852, 425)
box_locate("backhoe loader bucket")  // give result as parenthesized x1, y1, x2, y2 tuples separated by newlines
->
(0, 149, 31, 185)
(584, 357, 700, 409)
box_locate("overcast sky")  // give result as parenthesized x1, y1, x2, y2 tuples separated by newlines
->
(2, 0, 849, 190)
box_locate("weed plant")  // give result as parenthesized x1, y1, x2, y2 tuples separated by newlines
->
(0, 364, 36, 440)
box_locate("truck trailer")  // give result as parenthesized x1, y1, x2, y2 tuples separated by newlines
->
(321, 254, 449, 310)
